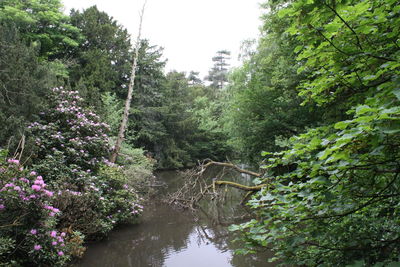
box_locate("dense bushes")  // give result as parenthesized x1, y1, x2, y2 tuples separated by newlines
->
(0, 156, 71, 266)
(0, 87, 149, 266)
(229, 0, 400, 265)
(29, 88, 111, 184)
(28, 88, 143, 236)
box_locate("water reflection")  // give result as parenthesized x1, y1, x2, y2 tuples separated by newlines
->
(73, 168, 275, 267)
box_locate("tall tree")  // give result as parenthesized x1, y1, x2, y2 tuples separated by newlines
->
(224, 12, 322, 161)
(125, 40, 166, 156)
(206, 50, 231, 90)
(69, 6, 132, 108)
(110, 2, 146, 163)
(0, 0, 81, 59)
(188, 71, 203, 86)
(0, 23, 56, 147)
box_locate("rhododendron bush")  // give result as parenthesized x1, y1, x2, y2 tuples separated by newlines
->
(28, 88, 143, 235)
(0, 156, 70, 266)
(29, 88, 111, 185)
(0, 88, 144, 265)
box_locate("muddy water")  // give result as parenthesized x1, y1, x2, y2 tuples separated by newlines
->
(74, 168, 276, 267)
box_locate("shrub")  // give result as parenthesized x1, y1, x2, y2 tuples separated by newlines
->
(118, 144, 156, 195)
(29, 87, 111, 186)
(0, 156, 70, 266)
(28, 88, 143, 239)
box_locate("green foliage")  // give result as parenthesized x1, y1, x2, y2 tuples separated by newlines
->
(224, 9, 322, 162)
(101, 92, 124, 136)
(230, 0, 400, 265)
(207, 50, 231, 90)
(97, 165, 143, 224)
(236, 94, 400, 265)
(126, 40, 166, 153)
(117, 144, 156, 195)
(130, 69, 231, 169)
(69, 6, 132, 108)
(0, 0, 81, 59)
(0, 23, 57, 148)
(190, 93, 232, 161)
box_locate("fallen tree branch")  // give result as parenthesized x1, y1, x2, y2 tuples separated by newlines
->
(199, 160, 262, 177)
(213, 180, 266, 191)
(166, 160, 266, 210)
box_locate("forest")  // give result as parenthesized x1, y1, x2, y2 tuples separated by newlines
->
(0, 0, 399, 266)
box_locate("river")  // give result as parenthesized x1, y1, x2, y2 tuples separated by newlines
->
(73, 167, 276, 267)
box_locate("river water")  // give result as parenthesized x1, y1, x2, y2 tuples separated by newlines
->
(74, 168, 276, 267)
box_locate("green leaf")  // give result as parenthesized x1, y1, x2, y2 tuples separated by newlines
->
(278, 7, 293, 18)
(294, 45, 303, 53)
(334, 120, 352, 130)
(356, 105, 374, 115)
(392, 88, 400, 101)
(260, 193, 275, 201)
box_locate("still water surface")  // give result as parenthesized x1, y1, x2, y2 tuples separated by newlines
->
(74, 168, 275, 267)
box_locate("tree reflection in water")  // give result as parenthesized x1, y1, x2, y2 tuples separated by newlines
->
(73, 167, 275, 267)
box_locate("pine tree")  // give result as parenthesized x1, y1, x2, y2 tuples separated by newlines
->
(206, 50, 231, 90)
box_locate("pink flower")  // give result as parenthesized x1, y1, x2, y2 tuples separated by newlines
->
(7, 159, 19, 165)
(60, 232, 66, 237)
(0, 204, 5, 210)
(58, 251, 64, 256)
(50, 230, 57, 237)
(30, 229, 37, 235)
(31, 185, 41, 191)
(19, 177, 29, 183)
(30, 171, 37, 176)
(52, 241, 57, 246)
(34, 179, 44, 186)
(34, 245, 41, 251)
(44, 190, 54, 197)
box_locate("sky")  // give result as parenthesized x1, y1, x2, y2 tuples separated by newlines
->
(62, 0, 263, 78)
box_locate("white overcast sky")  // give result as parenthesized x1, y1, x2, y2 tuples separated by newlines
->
(62, 0, 263, 78)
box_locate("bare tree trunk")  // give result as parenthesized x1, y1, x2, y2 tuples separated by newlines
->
(110, 1, 147, 163)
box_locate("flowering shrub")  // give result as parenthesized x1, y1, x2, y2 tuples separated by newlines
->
(28, 88, 143, 240)
(0, 157, 70, 266)
(29, 87, 111, 186)
(97, 165, 143, 224)
(50, 164, 143, 238)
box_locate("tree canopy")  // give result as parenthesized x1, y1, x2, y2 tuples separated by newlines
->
(229, 0, 400, 265)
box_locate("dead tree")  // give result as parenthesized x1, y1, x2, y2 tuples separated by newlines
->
(166, 159, 269, 210)
(110, 1, 147, 163)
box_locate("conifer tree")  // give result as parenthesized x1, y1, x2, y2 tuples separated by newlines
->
(206, 50, 231, 90)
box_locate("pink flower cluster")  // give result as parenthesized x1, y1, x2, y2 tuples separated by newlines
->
(1, 160, 66, 260)
(130, 203, 144, 215)
(7, 159, 20, 165)
(0, 161, 57, 212)
(43, 204, 60, 217)
(31, 229, 67, 257)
